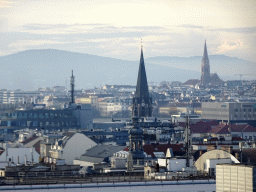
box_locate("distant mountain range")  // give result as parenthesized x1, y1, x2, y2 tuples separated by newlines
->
(0, 49, 255, 90)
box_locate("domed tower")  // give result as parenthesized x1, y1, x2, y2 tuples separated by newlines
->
(132, 46, 152, 118)
(127, 116, 144, 169)
(201, 40, 210, 86)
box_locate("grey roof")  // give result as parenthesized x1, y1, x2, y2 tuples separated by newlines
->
(81, 144, 126, 162)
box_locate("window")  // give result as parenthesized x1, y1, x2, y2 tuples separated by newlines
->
(34, 113, 38, 118)
(39, 113, 44, 118)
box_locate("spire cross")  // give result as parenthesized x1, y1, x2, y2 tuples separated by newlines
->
(141, 39, 143, 48)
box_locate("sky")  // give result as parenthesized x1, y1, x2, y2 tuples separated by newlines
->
(0, 0, 256, 62)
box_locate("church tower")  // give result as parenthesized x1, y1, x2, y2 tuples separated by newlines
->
(201, 40, 210, 86)
(132, 46, 152, 117)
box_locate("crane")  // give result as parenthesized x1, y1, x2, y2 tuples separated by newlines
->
(234, 74, 256, 84)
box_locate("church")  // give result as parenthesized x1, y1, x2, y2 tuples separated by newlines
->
(184, 41, 223, 88)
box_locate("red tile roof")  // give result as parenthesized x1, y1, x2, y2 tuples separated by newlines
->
(210, 124, 230, 134)
(231, 124, 256, 132)
(179, 120, 219, 134)
(210, 124, 256, 134)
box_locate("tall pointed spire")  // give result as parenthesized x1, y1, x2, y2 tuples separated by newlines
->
(132, 44, 152, 118)
(202, 40, 209, 65)
(201, 40, 211, 86)
(135, 46, 149, 100)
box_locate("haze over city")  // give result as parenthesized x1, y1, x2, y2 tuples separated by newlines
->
(1, 0, 256, 62)
(0, 1, 256, 192)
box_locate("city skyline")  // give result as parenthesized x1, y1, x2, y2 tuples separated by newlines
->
(1, 0, 256, 62)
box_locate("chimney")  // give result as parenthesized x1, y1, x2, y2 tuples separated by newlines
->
(235, 153, 239, 160)
(207, 145, 217, 152)
(220, 146, 233, 154)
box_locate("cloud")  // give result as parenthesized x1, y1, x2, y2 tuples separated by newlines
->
(179, 24, 204, 29)
(212, 27, 256, 34)
(0, 0, 18, 8)
(215, 40, 243, 54)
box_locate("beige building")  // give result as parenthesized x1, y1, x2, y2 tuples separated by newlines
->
(216, 164, 256, 192)
(202, 102, 256, 123)
(98, 101, 123, 117)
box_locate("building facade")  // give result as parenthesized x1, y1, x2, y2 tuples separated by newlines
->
(216, 164, 256, 192)
(201, 102, 256, 126)
(0, 104, 92, 130)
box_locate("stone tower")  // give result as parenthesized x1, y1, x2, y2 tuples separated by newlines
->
(201, 41, 210, 86)
(128, 116, 144, 168)
(132, 46, 152, 117)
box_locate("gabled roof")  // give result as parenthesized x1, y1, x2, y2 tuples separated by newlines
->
(231, 124, 256, 132)
(179, 120, 219, 134)
(183, 79, 200, 86)
(190, 120, 219, 133)
(81, 144, 126, 158)
(33, 140, 41, 154)
(21, 136, 39, 145)
(210, 124, 230, 134)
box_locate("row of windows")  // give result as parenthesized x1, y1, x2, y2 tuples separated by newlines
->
(1, 112, 73, 119)
(234, 114, 256, 118)
(1, 120, 77, 127)
(234, 108, 256, 112)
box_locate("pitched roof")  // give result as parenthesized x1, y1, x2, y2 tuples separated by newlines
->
(233, 148, 256, 163)
(183, 79, 200, 86)
(179, 120, 219, 134)
(190, 120, 219, 133)
(231, 124, 256, 132)
(33, 140, 41, 154)
(210, 124, 230, 134)
(21, 136, 39, 145)
(81, 144, 126, 158)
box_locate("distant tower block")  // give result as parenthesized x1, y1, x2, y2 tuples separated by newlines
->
(70, 70, 75, 104)
(201, 40, 211, 86)
(132, 46, 152, 117)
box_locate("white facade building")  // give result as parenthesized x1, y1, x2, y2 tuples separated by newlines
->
(0, 147, 39, 165)
(49, 133, 97, 164)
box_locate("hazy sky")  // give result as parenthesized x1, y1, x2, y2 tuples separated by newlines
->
(1, 0, 256, 62)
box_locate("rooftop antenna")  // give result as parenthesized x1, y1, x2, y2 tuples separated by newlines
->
(185, 116, 191, 167)
(70, 70, 75, 104)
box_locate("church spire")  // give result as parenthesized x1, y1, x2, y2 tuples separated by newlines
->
(202, 40, 209, 65)
(132, 44, 152, 118)
(201, 40, 211, 86)
(135, 46, 149, 100)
